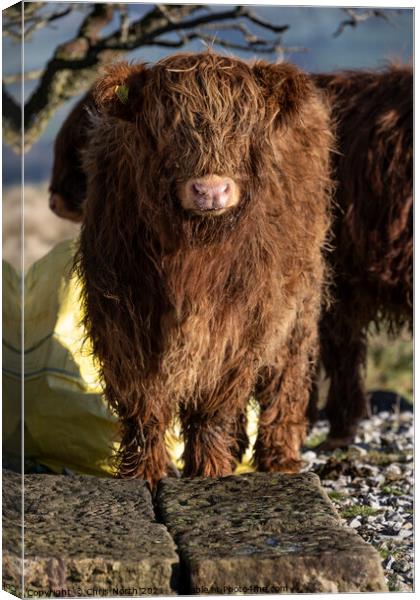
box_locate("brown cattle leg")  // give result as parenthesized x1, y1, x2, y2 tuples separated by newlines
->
(181, 406, 247, 478)
(116, 403, 173, 489)
(181, 376, 252, 478)
(253, 320, 316, 473)
(307, 359, 321, 429)
(321, 320, 368, 450)
(316, 308, 370, 450)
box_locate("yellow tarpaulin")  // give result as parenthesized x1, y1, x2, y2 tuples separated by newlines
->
(3, 240, 256, 477)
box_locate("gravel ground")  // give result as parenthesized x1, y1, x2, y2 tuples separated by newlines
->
(303, 403, 413, 592)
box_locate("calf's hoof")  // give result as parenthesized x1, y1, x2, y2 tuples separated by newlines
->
(315, 434, 355, 452)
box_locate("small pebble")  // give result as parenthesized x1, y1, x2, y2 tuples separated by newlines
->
(385, 465, 402, 481)
(347, 445, 368, 459)
(398, 529, 413, 540)
(393, 560, 410, 574)
(349, 518, 361, 528)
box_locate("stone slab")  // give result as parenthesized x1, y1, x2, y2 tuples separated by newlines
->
(2, 469, 23, 598)
(2, 469, 179, 596)
(157, 472, 387, 594)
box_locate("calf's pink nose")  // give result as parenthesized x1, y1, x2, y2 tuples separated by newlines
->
(191, 180, 231, 211)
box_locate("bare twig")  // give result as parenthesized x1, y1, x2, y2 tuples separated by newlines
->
(3, 69, 44, 85)
(3, 3, 73, 41)
(119, 4, 130, 43)
(148, 31, 283, 54)
(3, 2, 44, 25)
(333, 8, 392, 38)
(199, 22, 260, 44)
(25, 7, 73, 38)
(236, 7, 290, 34)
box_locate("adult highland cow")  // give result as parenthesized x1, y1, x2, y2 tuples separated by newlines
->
(76, 52, 332, 486)
(309, 65, 413, 449)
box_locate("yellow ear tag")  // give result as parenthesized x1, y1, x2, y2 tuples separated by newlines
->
(115, 84, 129, 104)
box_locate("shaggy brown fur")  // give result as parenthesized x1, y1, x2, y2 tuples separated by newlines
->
(75, 52, 333, 487)
(309, 65, 413, 448)
(49, 91, 95, 222)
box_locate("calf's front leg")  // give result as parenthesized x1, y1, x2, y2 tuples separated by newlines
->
(181, 375, 253, 478)
(115, 396, 173, 489)
(253, 319, 318, 473)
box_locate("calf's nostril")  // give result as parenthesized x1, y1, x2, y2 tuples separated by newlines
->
(193, 183, 206, 195)
(192, 182, 230, 197)
(186, 178, 236, 212)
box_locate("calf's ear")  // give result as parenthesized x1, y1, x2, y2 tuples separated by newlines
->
(253, 62, 312, 127)
(93, 61, 148, 121)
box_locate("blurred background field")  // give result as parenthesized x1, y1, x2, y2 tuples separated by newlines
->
(365, 328, 413, 404)
(2, 182, 80, 270)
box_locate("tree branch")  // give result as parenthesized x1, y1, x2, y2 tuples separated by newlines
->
(2, 4, 292, 152)
(2, 85, 21, 149)
(3, 3, 118, 152)
(237, 7, 290, 34)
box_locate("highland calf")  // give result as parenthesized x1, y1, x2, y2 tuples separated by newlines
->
(51, 61, 413, 461)
(76, 53, 332, 486)
(309, 65, 413, 448)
